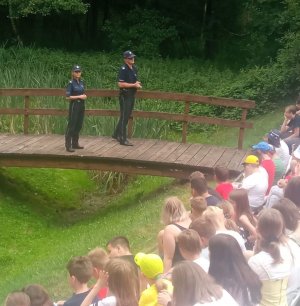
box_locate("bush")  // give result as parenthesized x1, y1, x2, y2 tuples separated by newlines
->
(103, 8, 178, 58)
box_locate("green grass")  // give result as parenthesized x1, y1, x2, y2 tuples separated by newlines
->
(0, 174, 188, 302)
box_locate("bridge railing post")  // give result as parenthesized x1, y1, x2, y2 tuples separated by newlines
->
(24, 95, 30, 134)
(238, 108, 248, 149)
(182, 101, 190, 143)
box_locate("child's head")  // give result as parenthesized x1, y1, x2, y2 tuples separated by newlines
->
(134, 253, 164, 280)
(257, 209, 285, 264)
(88, 247, 109, 278)
(177, 229, 202, 260)
(66, 256, 93, 286)
(5, 292, 30, 306)
(161, 196, 187, 225)
(106, 258, 139, 306)
(22, 284, 53, 306)
(190, 177, 208, 197)
(214, 166, 229, 183)
(218, 200, 239, 231)
(190, 196, 207, 221)
(189, 216, 216, 248)
(284, 105, 297, 118)
(106, 236, 131, 258)
(202, 206, 225, 230)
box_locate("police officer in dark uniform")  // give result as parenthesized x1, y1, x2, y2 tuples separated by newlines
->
(112, 51, 142, 146)
(65, 65, 87, 152)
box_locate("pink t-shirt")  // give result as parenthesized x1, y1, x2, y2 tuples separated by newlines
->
(215, 182, 233, 200)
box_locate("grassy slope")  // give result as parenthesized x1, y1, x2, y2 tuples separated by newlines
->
(0, 175, 187, 301)
(0, 107, 285, 302)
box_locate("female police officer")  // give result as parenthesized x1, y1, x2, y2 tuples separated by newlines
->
(112, 51, 142, 146)
(65, 65, 87, 152)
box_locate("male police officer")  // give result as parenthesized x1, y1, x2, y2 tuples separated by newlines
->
(112, 51, 142, 146)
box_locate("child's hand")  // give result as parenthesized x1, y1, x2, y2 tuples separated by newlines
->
(158, 290, 172, 306)
(95, 270, 109, 288)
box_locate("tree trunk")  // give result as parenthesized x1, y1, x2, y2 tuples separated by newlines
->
(8, 0, 23, 46)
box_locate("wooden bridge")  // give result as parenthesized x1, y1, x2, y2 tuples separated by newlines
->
(0, 89, 255, 179)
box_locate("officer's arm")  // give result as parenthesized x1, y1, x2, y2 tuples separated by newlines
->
(118, 81, 141, 89)
(66, 94, 87, 100)
(66, 81, 87, 100)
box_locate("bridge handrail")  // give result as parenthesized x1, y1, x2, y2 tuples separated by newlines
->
(0, 88, 255, 149)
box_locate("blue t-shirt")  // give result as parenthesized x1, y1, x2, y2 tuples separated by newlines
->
(64, 289, 94, 306)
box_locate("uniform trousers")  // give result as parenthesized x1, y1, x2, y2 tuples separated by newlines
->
(65, 100, 85, 148)
(114, 90, 135, 142)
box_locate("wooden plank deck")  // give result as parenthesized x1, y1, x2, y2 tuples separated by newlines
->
(0, 134, 248, 179)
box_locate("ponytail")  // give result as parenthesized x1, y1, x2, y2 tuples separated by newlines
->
(260, 237, 283, 264)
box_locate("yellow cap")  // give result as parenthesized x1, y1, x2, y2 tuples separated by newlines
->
(134, 253, 163, 279)
(242, 155, 259, 165)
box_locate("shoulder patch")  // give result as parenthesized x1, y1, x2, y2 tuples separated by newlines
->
(69, 80, 72, 83)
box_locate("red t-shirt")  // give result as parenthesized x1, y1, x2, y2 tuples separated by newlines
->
(97, 287, 108, 299)
(215, 182, 233, 200)
(261, 159, 275, 194)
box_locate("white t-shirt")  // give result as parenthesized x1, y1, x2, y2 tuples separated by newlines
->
(91, 296, 116, 306)
(216, 230, 246, 252)
(241, 170, 268, 208)
(248, 239, 300, 281)
(200, 247, 210, 262)
(276, 140, 290, 171)
(194, 256, 210, 272)
(193, 289, 239, 306)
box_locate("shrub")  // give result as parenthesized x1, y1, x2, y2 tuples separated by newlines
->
(103, 8, 178, 58)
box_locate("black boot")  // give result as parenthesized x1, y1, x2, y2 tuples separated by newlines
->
(65, 136, 75, 152)
(72, 135, 84, 149)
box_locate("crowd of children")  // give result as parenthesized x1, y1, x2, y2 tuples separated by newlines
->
(5, 103, 300, 306)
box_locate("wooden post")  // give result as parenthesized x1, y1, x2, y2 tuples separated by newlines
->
(24, 95, 30, 134)
(238, 109, 248, 149)
(182, 101, 190, 143)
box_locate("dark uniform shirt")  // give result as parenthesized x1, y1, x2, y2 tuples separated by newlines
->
(66, 79, 85, 100)
(287, 114, 300, 137)
(118, 64, 138, 93)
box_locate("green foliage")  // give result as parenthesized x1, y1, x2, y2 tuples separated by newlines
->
(103, 8, 178, 57)
(0, 0, 88, 17)
(0, 45, 299, 136)
(89, 171, 129, 195)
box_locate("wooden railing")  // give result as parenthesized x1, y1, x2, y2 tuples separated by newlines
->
(0, 88, 255, 149)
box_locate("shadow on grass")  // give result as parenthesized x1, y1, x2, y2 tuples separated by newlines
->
(0, 169, 178, 226)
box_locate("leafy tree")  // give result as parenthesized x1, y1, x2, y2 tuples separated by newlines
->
(0, 0, 89, 45)
(103, 7, 178, 57)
